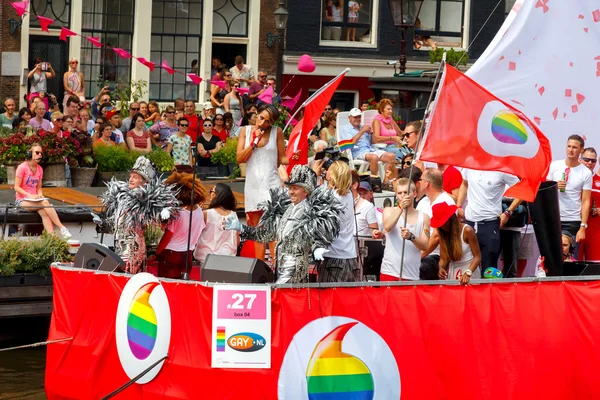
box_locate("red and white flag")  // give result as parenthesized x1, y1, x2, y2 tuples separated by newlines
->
(285, 69, 348, 174)
(418, 64, 552, 202)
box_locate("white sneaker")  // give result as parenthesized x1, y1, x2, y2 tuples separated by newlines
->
(60, 227, 72, 239)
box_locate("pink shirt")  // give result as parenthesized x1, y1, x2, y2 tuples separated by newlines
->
(375, 114, 397, 145)
(15, 162, 43, 200)
(165, 207, 205, 252)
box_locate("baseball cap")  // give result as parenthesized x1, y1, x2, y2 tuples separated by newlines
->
(106, 109, 121, 119)
(203, 102, 214, 110)
(358, 181, 372, 191)
(349, 108, 362, 117)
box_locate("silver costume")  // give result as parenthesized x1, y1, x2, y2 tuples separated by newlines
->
(241, 185, 344, 284)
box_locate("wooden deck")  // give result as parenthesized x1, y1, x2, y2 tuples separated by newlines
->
(0, 181, 245, 212)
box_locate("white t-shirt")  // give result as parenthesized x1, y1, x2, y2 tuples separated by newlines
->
(165, 207, 205, 252)
(355, 198, 377, 237)
(546, 160, 592, 221)
(461, 169, 519, 222)
(326, 191, 357, 259)
(380, 211, 424, 280)
(416, 191, 455, 256)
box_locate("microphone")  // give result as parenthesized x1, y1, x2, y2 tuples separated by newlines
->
(251, 127, 264, 149)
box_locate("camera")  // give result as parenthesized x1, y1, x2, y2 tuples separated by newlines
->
(315, 147, 341, 170)
(41, 62, 49, 71)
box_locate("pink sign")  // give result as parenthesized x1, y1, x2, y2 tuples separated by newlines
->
(216, 289, 267, 320)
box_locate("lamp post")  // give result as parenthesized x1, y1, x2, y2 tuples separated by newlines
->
(266, 0, 289, 94)
(388, 0, 424, 74)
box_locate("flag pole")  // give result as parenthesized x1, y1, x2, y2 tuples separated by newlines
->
(282, 68, 351, 133)
(399, 53, 446, 281)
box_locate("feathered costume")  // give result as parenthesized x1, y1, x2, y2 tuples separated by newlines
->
(99, 157, 180, 273)
(240, 166, 344, 284)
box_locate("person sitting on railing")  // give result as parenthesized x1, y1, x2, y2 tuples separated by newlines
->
(13, 144, 71, 238)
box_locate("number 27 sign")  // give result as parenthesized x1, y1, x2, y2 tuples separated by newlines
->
(211, 284, 271, 368)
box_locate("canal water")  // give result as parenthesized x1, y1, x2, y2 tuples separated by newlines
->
(0, 317, 49, 399)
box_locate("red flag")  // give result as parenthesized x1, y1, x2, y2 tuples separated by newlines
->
(59, 27, 77, 42)
(37, 16, 54, 32)
(285, 69, 348, 174)
(187, 74, 202, 85)
(86, 36, 102, 48)
(418, 64, 552, 202)
(10, 1, 28, 17)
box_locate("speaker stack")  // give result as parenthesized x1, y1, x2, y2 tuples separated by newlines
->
(202, 254, 274, 283)
(73, 243, 126, 272)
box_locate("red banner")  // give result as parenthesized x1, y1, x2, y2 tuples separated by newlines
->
(46, 267, 600, 399)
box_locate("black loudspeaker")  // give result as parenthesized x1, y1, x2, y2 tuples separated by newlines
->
(562, 262, 600, 276)
(74, 243, 126, 272)
(202, 255, 274, 283)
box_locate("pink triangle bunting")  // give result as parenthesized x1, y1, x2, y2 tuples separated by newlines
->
(37, 16, 54, 32)
(113, 48, 132, 59)
(86, 36, 102, 48)
(281, 90, 301, 110)
(258, 85, 274, 104)
(237, 87, 250, 95)
(136, 57, 155, 72)
(187, 74, 202, 85)
(161, 60, 175, 74)
(211, 80, 227, 90)
(59, 27, 78, 42)
(10, 1, 29, 17)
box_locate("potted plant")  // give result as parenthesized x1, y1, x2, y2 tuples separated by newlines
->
(0, 130, 79, 187)
(146, 149, 175, 180)
(94, 145, 137, 184)
(210, 138, 238, 177)
(0, 233, 73, 277)
(69, 131, 97, 187)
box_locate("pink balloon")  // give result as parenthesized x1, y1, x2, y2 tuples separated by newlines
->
(298, 54, 316, 73)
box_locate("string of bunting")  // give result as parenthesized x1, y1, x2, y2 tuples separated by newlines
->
(9, 0, 203, 85)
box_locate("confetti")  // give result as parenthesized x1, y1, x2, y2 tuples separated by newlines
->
(499, 56, 505, 61)
(538, 86, 545, 95)
(534, 117, 541, 125)
(584, 27, 589, 33)
(572, 105, 579, 113)
(565, 89, 572, 97)
(570, 62, 574, 67)
(593, 9, 600, 22)
(576, 93, 586, 104)
(563, 113, 567, 118)
(535, 0, 549, 13)
(583, 135, 588, 141)
(552, 108, 558, 120)
(595, 56, 600, 60)
(579, 14, 585, 19)
(509, 62, 517, 71)
(518, 50, 522, 55)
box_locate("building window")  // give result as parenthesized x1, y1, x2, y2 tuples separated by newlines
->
(80, 0, 135, 98)
(416, 0, 464, 49)
(30, 0, 71, 28)
(320, 0, 377, 46)
(150, 0, 202, 102)
(213, 0, 249, 37)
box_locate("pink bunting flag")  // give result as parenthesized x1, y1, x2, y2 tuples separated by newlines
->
(161, 60, 175, 74)
(211, 80, 227, 90)
(112, 48, 132, 59)
(59, 27, 78, 42)
(281, 89, 301, 110)
(10, 1, 29, 17)
(136, 57, 155, 72)
(186, 74, 202, 85)
(237, 87, 250, 95)
(285, 115, 299, 126)
(258, 85, 274, 104)
(86, 36, 102, 48)
(37, 16, 54, 32)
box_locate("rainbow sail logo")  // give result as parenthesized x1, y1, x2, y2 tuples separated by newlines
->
(116, 273, 171, 384)
(278, 317, 400, 399)
(306, 322, 374, 399)
(216, 326, 226, 352)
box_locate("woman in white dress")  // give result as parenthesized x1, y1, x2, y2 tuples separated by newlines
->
(431, 202, 482, 284)
(224, 83, 244, 127)
(236, 104, 287, 260)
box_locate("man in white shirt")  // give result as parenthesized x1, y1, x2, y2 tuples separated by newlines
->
(546, 134, 592, 250)
(417, 169, 455, 278)
(457, 169, 522, 271)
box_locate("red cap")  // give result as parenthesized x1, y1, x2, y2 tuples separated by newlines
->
(430, 202, 458, 228)
(106, 109, 120, 119)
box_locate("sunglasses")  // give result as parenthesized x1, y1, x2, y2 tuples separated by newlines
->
(204, 124, 213, 128)
(166, 111, 175, 114)
(233, 85, 240, 88)
(215, 118, 224, 121)
(259, 75, 267, 78)
(54, 118, 64, 122)
(325, 108, 332, 111)
(225, 74, 232, 77)
(403, 131, 416, 138)
(130, 107, 140, 111)
(179, 124, 189, 127)
(403, 160, 412, 166)
(70, 61, 78, 64)
(34, 151, 43, 155)
(582, 157, 597, 163)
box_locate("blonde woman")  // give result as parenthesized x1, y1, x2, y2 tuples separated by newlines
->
(62, 58, 84, 110)
(318, 160, 360, 282)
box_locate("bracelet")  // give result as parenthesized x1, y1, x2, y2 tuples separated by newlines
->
(463, 269, 472, 277)
(408, 232, 416, 241)
(503, 209, 513, 217)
